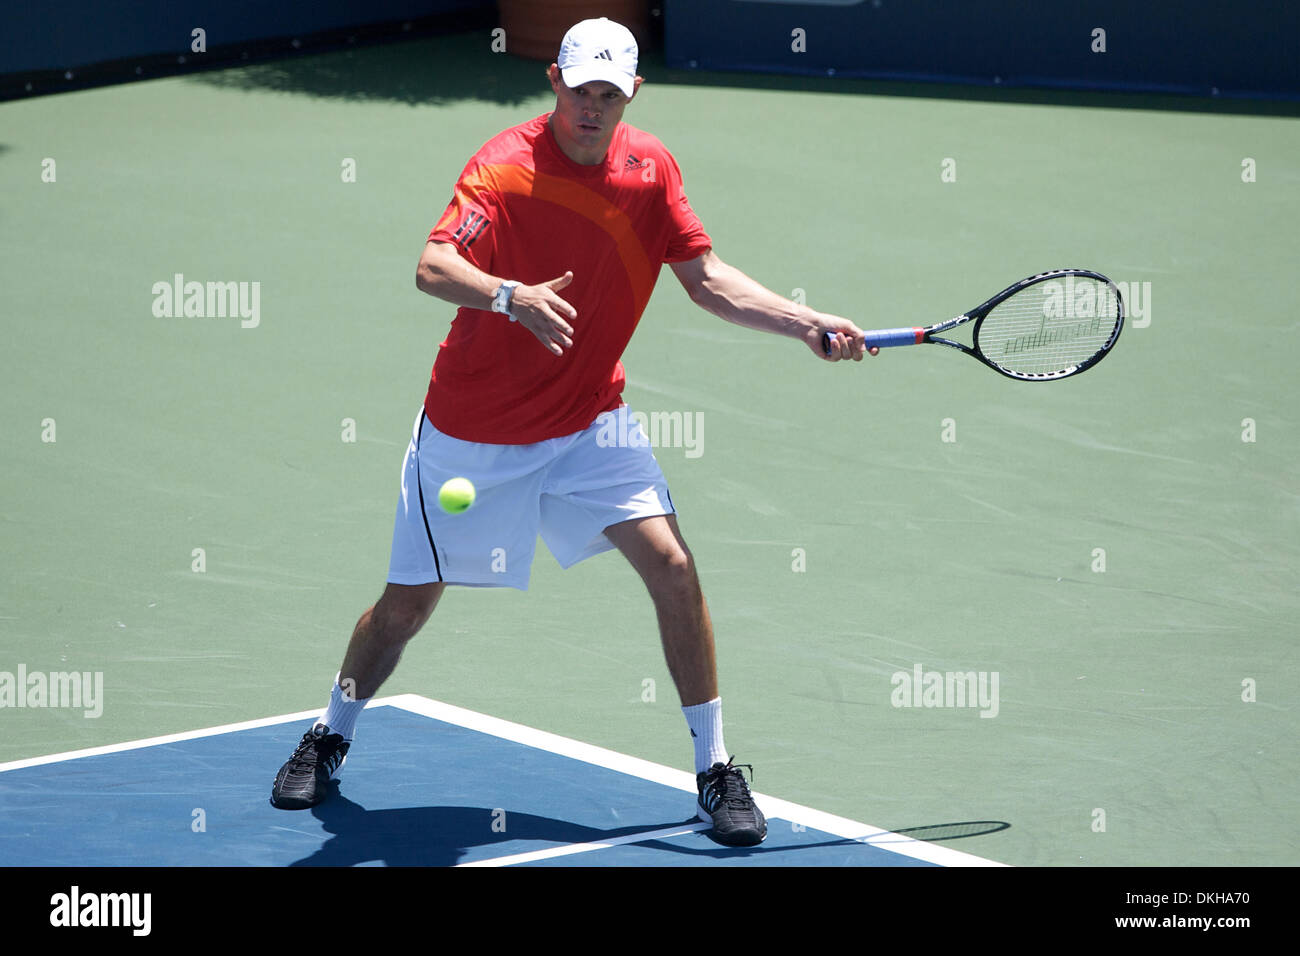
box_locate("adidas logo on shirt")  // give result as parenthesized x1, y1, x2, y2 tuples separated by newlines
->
(452, 211, 490, 248)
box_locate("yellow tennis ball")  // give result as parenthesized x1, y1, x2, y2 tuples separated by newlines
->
(438, 477, 475, 514)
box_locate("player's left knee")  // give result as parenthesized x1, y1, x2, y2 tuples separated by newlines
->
(648, 545, 698, 595)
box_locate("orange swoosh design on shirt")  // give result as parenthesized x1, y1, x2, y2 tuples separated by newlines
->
(445, 163, 657, 315)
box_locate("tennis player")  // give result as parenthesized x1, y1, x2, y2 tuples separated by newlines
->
(271, 17, 872, 846)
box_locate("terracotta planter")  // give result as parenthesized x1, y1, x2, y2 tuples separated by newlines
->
(498, 0, 650, 62)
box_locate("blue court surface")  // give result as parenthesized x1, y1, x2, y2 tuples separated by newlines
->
(0, 696, 1002, 867)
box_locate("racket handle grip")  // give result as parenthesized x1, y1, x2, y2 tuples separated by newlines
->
(822, 327, 924, 355)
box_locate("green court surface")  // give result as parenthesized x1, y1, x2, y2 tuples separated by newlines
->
(2, 33, 1297, 867)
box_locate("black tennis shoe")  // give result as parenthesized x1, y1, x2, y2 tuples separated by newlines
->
(270, 723, 349, 810)
(696, 758, 767, 847)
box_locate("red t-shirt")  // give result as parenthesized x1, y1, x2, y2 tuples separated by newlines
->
(423, 113, 712, 444)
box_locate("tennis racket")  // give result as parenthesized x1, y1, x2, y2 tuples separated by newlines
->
(822, 268, 1124, 381)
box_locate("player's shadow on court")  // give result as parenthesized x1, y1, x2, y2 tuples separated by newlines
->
(290, 791, 701, 866)
(290, 791, 1011, 866)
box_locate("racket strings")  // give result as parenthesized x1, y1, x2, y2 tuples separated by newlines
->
(977, 277, 1121, 376)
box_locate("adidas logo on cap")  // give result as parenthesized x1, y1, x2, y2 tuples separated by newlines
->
(557, 18, 638, 97)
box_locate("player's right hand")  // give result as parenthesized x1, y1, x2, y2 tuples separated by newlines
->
(813, 314, 877, 362)
(511, 272, 577, 356)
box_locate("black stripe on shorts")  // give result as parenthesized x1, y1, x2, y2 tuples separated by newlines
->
(413, 413, 444, 582)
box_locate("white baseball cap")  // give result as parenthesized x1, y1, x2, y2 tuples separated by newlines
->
(557, 18, 638, 98)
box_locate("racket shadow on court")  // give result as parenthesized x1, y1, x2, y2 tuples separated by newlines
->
(870, 821, 1011, 844)
(625, 820, 1011, 862)
(642, 821, 1016, 865)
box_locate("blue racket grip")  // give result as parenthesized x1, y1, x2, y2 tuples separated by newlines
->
(821, 327, 923, 355)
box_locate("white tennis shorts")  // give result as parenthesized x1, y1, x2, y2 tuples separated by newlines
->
(387, 406, 676, 590)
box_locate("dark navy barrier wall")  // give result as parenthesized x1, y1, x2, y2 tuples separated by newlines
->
(2, 0, 492, 75)
(664, 0, 1300, 100)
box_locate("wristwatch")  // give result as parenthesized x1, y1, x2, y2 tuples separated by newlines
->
(491, 280, 521, 321)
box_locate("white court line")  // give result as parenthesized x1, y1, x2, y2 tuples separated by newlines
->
(456, 822, 712, 867)
(382, 695, 1005, 867)
(0, 694, 1006, 867)
(0, 706, 328, 772)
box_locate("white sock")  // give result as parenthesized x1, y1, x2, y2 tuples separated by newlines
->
(317, 673, 369, 742)
(681, 697, 728, 773)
